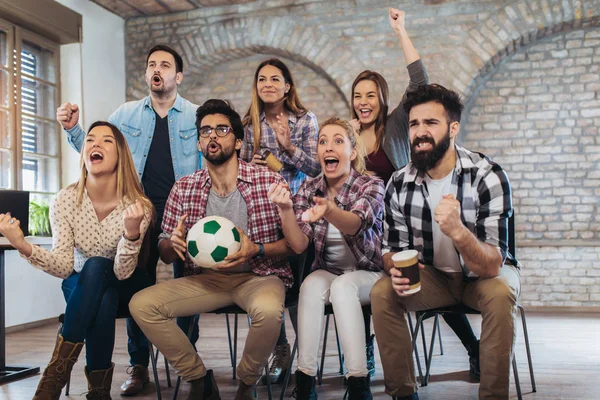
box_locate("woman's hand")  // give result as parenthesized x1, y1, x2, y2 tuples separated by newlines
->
(274, 113, 294, 152)
(123, 200, 145, 240)
(349, 118, 361, 134)
(389, 8, 406, 36)
(301, 196, 334, 223)
(268, 182, 294, 211)
(0, 213, 32, 256)
(251, 153, 267, 166)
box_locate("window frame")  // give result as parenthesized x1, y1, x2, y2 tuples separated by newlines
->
(0, 17, 61, 195)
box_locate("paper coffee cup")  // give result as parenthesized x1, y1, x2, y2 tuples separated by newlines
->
(262, 150, 283, 172)
(392, 250, 421, 294)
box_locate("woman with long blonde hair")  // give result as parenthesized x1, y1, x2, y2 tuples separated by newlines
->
(269, 118, 385, 399)
(0, 121, 154, 400)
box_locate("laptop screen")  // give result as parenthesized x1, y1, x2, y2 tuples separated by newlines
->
(0, 190, 30, 236)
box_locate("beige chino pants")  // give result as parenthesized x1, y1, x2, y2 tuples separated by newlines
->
(371, 265, 520, 400)
(129, 270, 285, 386)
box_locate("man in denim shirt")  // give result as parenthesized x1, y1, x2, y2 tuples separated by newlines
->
(56, 44, 199, 396)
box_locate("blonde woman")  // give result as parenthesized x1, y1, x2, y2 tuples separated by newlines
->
(268, 118, 385, 400)
(0, 121, 154, 400)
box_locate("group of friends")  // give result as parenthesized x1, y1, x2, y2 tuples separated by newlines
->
(0, 8, 521, 400)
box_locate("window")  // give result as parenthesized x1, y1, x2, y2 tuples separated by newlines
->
(0, 18, 60, 201)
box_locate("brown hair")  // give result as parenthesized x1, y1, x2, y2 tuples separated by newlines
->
(319, 117, 368, 175)
(242, 58, 308, 155)
(70, 121, 154, 223)
(350, 70, 390, 152)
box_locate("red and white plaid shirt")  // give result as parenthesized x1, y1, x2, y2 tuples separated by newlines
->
(161, 159, 293, 287)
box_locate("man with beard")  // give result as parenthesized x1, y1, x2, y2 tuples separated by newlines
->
(56, 44, 199, 395)
(370, 84, 521, 400)
(129, 99, 293, 400)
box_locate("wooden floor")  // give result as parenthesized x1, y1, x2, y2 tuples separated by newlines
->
(2, 311, 599, 399)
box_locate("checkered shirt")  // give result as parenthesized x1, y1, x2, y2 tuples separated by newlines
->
(241, 111, 320, 194)
(161, 159, 293, 287)
(383, 145, 520, 278)
(294, 169, 385, 275)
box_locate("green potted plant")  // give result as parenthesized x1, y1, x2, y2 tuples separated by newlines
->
(29, 200, 52, 237)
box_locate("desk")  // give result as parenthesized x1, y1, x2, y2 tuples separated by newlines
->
(0, 243, 40, 384)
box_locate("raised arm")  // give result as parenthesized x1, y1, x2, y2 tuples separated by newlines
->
(275, 112, 321, 177)
(268, 182, 310, 254)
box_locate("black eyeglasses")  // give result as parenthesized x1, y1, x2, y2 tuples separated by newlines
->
(199, 125, 232, 138)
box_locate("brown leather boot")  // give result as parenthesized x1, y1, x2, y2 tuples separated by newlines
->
(33, 334, 83, 400)
(85, 363, 114, 400)
(120, 364, 149, 396)
(233, 381, 256, 400)
(186, 369, 221, 400)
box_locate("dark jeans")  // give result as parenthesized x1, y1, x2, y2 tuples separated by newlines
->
(442, 312, 478, 349)
(61, 257, 151, 371)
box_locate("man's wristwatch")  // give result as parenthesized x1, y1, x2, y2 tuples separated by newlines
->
(255, 242, 265, 259)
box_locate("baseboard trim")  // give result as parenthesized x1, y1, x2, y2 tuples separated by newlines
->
(6, 316, 59, 333)
(521, 306, 600, 313)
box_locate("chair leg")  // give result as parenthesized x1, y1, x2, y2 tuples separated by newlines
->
(512, 354, 522, 400)
(233, 313, 239, 380)
(333, 315, 344, 375)
(279, 337, 298, 400)
(407, 312, 424, 381)
(423, 313, 440, 386)
(149, 343, 163, 400)
(518, 304, 536, 392)
(420, 318, 428, 367)
(264, 363, 273, 400)
(437, 315, 444, 355)
(225, 313, 235, 369)
(319, 314, 331, 385)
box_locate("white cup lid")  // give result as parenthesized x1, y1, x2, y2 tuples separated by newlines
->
(391, 249, 419, 262)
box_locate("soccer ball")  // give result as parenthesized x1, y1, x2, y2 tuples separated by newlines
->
(186, 216, 242, 268)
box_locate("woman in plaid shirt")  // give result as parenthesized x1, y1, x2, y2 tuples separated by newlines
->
(241, 57, 321, 383)
(269, 118, 385, 400)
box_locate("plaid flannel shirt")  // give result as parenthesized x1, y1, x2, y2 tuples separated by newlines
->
(294, 169, 385, 275)
(383, 145, 520, 278)
(160, 160, 293, 287)
(241, 111, 320, 194)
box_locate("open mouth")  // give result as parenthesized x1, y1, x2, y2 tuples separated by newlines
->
(90, 151, 104, 163)
(323, 156, 339, 172)
(207, 141, 220, 153)
(358, 108, 372, 119)
(152, 75, 162, 86)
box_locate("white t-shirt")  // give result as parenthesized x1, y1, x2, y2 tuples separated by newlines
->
(425, 171, 462, 274)
(323, 223, 357, 273)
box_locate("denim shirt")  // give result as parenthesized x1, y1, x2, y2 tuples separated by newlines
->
(65, 94, 201, 180)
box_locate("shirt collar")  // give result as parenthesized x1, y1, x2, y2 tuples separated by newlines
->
(197, 158, 253, 189)
(312, 169, 360, 206)
(143, 93, 183, 113)
(260, 110, 298, 126)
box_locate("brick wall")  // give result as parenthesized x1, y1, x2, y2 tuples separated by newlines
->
(129, 0, 600, 307)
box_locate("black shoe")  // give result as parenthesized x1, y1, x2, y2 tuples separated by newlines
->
(366, 334, 376, 379)
(347, 376, 372, 400)
(187, 370, 221, 400)
(291, 370, 317, 400)
(467, 340, 480, 381)
(392, 393, 419, 400)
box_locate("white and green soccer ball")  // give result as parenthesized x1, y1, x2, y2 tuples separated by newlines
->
(186, 216, 241, 268)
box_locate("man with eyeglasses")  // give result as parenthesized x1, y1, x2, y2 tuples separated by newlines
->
(56, 44, 199, 396)
(130, 99, 294, 400)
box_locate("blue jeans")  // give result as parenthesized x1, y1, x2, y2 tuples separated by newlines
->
(61, 257, 151, 371)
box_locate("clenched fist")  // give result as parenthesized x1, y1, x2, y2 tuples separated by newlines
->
(56, 102, 80, 130)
